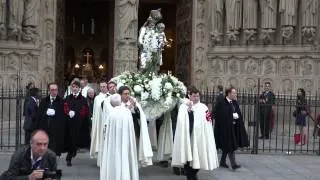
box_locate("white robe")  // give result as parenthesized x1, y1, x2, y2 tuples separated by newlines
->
(81, 85, 90, 98)
(100, 106, 139, 180)
(89, 93, 106, 162)
(97, 95, 113, 167)
(156, 111, 173, 161)
(171, 102, 219, 170)
(121, 100, 153, 167)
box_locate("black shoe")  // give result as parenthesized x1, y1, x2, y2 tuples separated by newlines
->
(232, 164, 241, 170)
(66, 160, 72, 167)
(220, 163, 229, 168)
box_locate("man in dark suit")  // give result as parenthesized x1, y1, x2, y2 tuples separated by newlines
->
(38, 83, 66, 157)
(214, 87, 249, 170)
(259, 82, 275, 139)
(64, 80, 90, 166)
(23, 87, 40, 145)
(0, 130, 58, 180)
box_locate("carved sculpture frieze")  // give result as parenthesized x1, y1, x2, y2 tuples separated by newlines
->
(279, 59, 295, 75)
(300, 59, 313, 76)
(228, 59, 240, 74)
(282, 79, 293, 94)
(262, 59, 276, 75)
(243, 0, 257, 43)
(210, 59, 224, 74)
(5, 53, 20, 71)
(246, 59, 259, 75)
(195, 47, 205, 68)
(300, 79, 314, 94)
(197, 0, 206, 20)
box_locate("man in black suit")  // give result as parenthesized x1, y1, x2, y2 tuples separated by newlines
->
(259, 82, 275, 139)
(0, 130, 58, 180)
(38, 83, 66, 156)
(23, 87, 40, 145)
(214, 87, 249, 170)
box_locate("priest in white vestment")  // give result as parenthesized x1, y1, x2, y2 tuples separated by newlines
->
(89, 81, 108, 165)
(118, 86, 153, 167)
(96, 80, 118, 166)
(172, 87, 219, 179)
(100, 94, 139, 180)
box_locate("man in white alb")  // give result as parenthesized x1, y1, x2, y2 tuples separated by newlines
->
(100, 94, 139, 180)
(172, 87, 219, 180)
(89, 81, 108, 166)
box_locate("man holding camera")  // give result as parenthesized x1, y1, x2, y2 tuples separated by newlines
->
(0, 130, 58, 180)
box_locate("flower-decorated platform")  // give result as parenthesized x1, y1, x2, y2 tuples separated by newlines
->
(111, 71, 186, 121)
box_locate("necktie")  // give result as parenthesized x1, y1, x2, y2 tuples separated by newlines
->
(32, 159, 42, 170)
(230, 101, 235, 112)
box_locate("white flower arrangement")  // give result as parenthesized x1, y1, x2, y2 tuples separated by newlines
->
(111, 71, 187, 121)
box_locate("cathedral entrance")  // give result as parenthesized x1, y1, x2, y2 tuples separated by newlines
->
(64, 0, 114, 83)
(62, 0, 188, 85)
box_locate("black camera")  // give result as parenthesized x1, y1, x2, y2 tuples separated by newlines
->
(42, 169, 62, 180)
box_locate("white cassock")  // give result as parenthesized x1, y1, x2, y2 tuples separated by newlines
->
(171, 102, 219, 170)
(89, 92, 106, 163)
(97, 95, 113, 167)
(121, 99, 153, 167)
(81, 85, 90, 98)
(156, 111, 173, 161)
(100, 106, 139, 180)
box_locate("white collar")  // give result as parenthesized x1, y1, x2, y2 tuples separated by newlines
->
(50, 95, 56, 100)
(73, 92, 80, 97)
(30, 149, 42, 163)
(226, 97, 232, 103)
(31, 96, 37, 102)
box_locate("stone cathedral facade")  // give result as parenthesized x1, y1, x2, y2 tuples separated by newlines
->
(0, 0, 319, 95)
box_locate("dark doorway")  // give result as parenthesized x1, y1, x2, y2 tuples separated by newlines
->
(64, 0, 114, 82)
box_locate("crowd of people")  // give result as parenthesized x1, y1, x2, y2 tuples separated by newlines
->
(1, 77, 318, 180)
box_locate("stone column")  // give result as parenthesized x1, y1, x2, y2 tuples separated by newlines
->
(191, 0, 209, 90)
(113, 0, 139, 76)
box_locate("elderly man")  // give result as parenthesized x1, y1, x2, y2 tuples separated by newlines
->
(100, 94, 139, 180)
(0, 130, 59, 180)
(38, 83, 66, 157)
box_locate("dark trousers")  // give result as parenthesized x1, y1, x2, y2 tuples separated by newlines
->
(25, 130, 32, 145)
(66, 151, 77, 162)
(220, 151, 237, 166)
(260, 112, 271, 137)
(184, 162, 199, 180)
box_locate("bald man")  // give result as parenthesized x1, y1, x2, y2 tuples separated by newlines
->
(0, 130, 59, 180)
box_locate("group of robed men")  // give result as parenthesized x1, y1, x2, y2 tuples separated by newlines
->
(90, 82, 249, 180)
(24, 79, 111, 167)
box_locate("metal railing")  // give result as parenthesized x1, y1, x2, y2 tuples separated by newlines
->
(201, 89, 320, 155)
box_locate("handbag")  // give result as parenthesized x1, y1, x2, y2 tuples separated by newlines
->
(294, 133, 307, 144)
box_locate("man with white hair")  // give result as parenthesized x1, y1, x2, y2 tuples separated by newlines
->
(100, 94, 139, 180)
(89, 81, 108, 166)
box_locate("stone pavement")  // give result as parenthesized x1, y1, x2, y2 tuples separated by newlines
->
(0, 151, 319, 180)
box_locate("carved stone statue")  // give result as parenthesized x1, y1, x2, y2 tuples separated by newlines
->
(279, 0, 298, 41)
(8, 0, 24, 40)
(301, 0, 317, 42)
(138, 9, 166, 73)
(225, 0, 242, 41)
(0, 0, 6, 40)
(118, 0, 138, 41)
(243, 0, 258, 42)
(22, 0, 41, 42)
(259, 0, 277, 44)
(209, 0, 224, 45)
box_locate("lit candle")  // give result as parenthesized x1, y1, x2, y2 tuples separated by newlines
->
(91, 18, 95, 35)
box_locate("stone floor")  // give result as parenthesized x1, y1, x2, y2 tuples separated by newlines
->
(0, 151, 320, 180)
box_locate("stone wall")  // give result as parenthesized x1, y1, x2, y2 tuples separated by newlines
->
(0, 0, 57, 89)
(193, 0, 320, 94)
